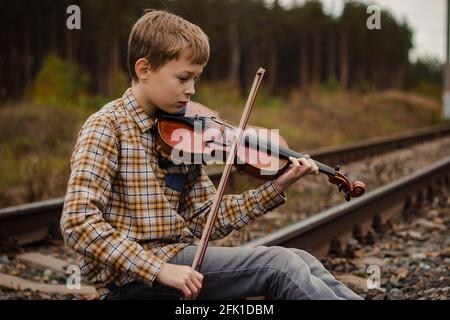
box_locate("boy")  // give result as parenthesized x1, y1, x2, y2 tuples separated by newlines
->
(61, 9, 362, 300)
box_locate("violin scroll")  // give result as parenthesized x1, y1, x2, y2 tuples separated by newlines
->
(328, 171, 366, 201)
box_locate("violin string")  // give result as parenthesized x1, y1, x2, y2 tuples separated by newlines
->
(196, 117, 335, 175)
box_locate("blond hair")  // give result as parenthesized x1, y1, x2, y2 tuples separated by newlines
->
(127, 9, 210, 82)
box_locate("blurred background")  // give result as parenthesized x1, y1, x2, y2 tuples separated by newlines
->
(0, 0, 447, 208)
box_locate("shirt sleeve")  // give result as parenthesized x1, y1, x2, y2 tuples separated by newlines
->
(60, 115, 164, 287)
(179, 165, 287, 240)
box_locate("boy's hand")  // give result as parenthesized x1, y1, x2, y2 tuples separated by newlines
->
(155, 263, 203, 300)
(273, 155, 319, 193)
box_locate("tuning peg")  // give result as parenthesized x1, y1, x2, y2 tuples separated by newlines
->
(335, 165, 340, 172)
(345, 192, 351, 201)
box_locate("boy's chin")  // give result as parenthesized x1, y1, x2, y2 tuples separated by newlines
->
(177, 105, 187, 114)
(159, 105, 186, 115)
(172, 104, 187, 115)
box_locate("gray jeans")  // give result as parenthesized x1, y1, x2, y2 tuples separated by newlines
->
(105, 245, 363, 300)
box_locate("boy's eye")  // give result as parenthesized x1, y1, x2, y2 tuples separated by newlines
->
(177, 76, 201, 82)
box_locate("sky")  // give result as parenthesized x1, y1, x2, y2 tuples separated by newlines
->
(272, 0, 447, 63)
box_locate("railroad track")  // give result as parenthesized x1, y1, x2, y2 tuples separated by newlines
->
(1, 124, 450, 247)
(244, 156, 450, 259)
(0, 157, 447, 299)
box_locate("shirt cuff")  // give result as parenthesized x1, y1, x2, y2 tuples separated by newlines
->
(132, 251, 165, 287)
(255, 180, 287, 212)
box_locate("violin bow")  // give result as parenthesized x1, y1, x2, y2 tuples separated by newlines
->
(191, 68, 266, 272)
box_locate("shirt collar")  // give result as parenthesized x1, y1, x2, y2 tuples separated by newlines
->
(122, 88, 155, 133)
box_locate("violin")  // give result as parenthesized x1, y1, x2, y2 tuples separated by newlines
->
(154, 101, 366, 201)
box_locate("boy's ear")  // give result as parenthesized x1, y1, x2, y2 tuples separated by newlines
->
(135, 58, 152, 80)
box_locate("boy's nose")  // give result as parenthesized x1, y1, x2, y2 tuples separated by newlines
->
(184, 84, 195, 96)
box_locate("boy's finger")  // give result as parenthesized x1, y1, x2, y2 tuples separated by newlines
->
(181, 285, 192, 300)
(191, 277, 202, 298)
(194, 271, 204, 283)
(309, 159, 319, 173)
(191, 276, 202, 289)
(289, 156, 300, 167)
(298, 158, 311, 168)
(186, 279, 199, 299)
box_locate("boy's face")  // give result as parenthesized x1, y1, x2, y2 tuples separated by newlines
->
(140, 53, 205, 114)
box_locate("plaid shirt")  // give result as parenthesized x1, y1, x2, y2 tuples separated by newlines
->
(61, 88, 286, 299)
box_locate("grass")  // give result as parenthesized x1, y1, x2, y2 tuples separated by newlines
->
(0, 103, 92, 206)
(195, 84, 444, 151)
